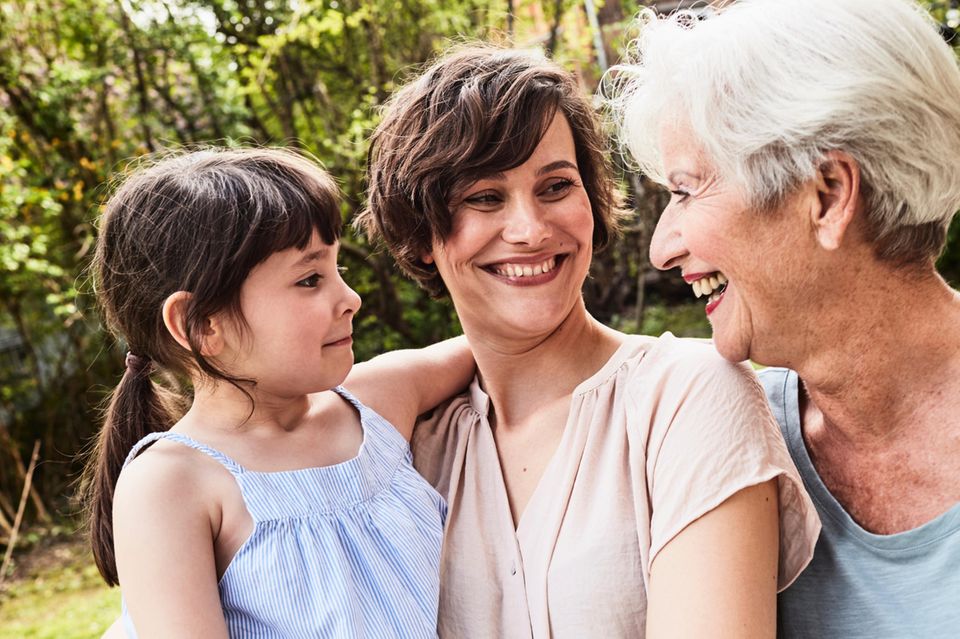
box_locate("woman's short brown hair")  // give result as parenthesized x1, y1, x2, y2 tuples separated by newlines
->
(358, 45, 624, 297)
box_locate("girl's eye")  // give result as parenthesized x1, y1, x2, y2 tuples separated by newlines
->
(296, 273, 322, 288)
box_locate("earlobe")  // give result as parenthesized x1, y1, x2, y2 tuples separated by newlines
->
(812, 151, 861, 251)
(161, 291, 224, 357)
(421, 252, 435, 265)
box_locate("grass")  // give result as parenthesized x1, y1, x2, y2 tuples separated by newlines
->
(0, 536, 119, 639)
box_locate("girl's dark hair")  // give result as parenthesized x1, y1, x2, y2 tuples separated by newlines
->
(357, 45, 626, 297)
(81, 147, 342, 586)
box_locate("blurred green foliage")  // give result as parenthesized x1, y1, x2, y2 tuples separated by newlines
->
(0, 0, 957, 562)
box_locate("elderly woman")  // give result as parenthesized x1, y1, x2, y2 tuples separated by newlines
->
(359, 46, 818, 638)
(612, 0, 960, 636)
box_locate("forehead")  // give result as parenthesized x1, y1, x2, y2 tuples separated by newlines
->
(658, 119, 710, 176)
(533, 113, 577, 160)
(255, 234, 339, 273)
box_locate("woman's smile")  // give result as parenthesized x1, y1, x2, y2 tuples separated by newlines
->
(483, 253, 568, 286)
(684, 271, 729, 315)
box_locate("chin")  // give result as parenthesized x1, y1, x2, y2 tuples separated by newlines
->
(711, 335, 751, 364)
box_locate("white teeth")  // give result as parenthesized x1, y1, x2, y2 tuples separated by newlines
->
(690, 272, 727, 300)
(494, 257, 557, 278)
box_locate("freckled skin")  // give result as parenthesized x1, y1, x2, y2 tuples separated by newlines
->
(650, 124, 960, 534)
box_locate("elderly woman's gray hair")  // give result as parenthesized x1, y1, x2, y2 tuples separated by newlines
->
(607, 0, 960, 264)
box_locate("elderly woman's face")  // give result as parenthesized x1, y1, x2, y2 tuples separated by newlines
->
(424, 113, 595, 341)
(649, 125, 813, 363)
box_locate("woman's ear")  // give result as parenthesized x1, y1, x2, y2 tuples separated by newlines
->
(161, 291, 224, 357)
(421, 252, 435, 265)
(812, 151, 861, 251)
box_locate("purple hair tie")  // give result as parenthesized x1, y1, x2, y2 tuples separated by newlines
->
(125, 351, 152, 374)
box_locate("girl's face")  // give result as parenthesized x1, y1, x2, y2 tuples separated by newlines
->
(218, 234, 361, 397)
(425, 114, 595, 343)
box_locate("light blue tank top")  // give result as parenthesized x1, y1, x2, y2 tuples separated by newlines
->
(761, 368, 960, 638)
(119, 386, 445, 638)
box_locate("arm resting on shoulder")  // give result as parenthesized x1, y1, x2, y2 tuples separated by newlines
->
(646, 479, 779, 639)
(345, 335, 474, 440)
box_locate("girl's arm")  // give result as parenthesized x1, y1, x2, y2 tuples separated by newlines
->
(645, 480, 780, 639)
(344, 335, 474, 440)
(112, 448, 230, 639)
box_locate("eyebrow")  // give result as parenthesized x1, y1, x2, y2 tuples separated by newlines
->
(480, 160, 580, 182)
(292, 247, 329, 267)
(666, 170, 700, 184)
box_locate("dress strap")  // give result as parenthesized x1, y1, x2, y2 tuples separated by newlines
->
(332, 385, 366, 413)
(122, 431, 245, 476)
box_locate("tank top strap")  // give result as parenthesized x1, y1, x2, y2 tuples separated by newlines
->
(333, 386, 410, 458)
(331, 385, 365, 413)
(122, 431, 245, 476)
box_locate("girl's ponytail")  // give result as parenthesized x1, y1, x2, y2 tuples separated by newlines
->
(81, 147, 342, 587)
(82, 354, 186, 586)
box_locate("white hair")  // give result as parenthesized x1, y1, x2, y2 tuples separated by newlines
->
(606, 0, 960, 261)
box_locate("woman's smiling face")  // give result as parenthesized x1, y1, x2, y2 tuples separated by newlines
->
(649, 124, 816, 363)
(425, 113, 595, 343)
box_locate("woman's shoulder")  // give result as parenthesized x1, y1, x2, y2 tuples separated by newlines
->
(619, 332, 755, 388)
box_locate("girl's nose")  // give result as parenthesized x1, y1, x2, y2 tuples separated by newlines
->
(339, 277, 362, 316)
(648, 206, 687, 271)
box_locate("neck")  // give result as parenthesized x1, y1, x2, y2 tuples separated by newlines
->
(185, 377, 312, 435)
(788, 264, 960, 444)
(463, 298, 622, 425)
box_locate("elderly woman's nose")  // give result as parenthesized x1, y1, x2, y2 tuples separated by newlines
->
(649, 211, 686, 271)
(501, 198, 552, 245)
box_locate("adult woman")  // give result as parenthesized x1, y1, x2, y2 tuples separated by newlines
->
(611, 0, 960, 636)
(359, 46, 818, 638)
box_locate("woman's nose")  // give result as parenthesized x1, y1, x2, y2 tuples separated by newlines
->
(501, 198, 552, 246)
(648, 206, 687, 271)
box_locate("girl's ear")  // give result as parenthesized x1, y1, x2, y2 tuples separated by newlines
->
(161, 291, 224, 357)
(811, 151, 861, 251)
(421, 252, 435, 265)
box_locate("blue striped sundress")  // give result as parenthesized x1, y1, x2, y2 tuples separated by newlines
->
(119, 386, 446, 638)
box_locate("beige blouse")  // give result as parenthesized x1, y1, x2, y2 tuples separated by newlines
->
(412, 333, 820, 638)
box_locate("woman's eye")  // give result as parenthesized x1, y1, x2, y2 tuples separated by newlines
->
(669, 188, 691, 203)
(542, 178, 575, 198)
(296, 273, 322, 288)
(464, 192, 501, 207)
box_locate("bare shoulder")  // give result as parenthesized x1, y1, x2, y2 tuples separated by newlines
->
(310, 388, 364, 425)
(113, 438, 221, 525)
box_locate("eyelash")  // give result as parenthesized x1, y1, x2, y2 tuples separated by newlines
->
(462, 178, 577, 206)
(670, 188, 691, 203)
(297, 266, 347, 288)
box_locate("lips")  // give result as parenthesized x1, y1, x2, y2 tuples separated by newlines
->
(324, 334, 353, 347)
(483, 254, 567, 282)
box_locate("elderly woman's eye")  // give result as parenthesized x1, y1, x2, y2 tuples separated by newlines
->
(669, 188, 691, 203)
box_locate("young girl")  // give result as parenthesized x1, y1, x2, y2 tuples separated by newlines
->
(82, 148, 473, 637)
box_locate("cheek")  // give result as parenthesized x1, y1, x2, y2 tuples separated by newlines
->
(560, 194, 595, 241)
